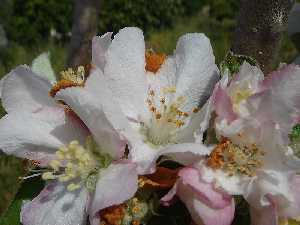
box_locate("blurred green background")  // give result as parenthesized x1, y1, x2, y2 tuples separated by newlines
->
(0, 0, 299, 223)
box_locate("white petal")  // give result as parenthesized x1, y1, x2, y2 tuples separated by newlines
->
(1, 65, 57, 113)
(56, 70, 132, 159)
(31, 52, 56, 84)
(146, 57, 177, 106)
(244, 170, 293, 210)
(89, 162, 138, 225)
(104, 27, 148, 120)
(92, 32, 112, 71)
(178, 97, 214, 143)
(0, 108, 88, 163)
(161, 143, 213, 165)
(174, 33, 219, 111)
(129, 140, 159, 175)
(21, 182, 88, 225)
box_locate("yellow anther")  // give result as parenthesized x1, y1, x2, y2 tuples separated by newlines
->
(56, 151, 65, 160)
(149, 90, 155, 96)
(75, 147, 85, 159)
(61, 67, 85, 84)
(192, 107, 200, 113)
(67, 183, 81, 191)
(59, 175, 72, 182)
(175, 120, 185, 128)
(162, 86, 176, 94)
(207, 139, 264, 177)
(155, 113, 162, 120)
(150, 106, 156, 112)
(42, 172, 56, 180)
(132, 206, 140, 213)
(132, 198, 138, 204)
(49, 160, 61, 171)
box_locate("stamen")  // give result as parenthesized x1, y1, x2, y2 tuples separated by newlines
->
(207, 138, 264, 176)
(142, 87, 194, 146)
(42, 137, 112, 192)
(145, 50, 166, 73)
(49, 66, 86, 97)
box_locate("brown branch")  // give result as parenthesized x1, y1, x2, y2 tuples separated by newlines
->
(67, 0, 101, 68)
(232, 0, 294, 74)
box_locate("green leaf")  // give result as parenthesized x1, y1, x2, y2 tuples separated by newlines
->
(220, 51, 257, 77)
(0, 176, 44, 225)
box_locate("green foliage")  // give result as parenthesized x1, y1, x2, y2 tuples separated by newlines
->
(1, 0, 204, 46)
(98, 0, 186, 35)
(0, 42, 67, 78)
(220, 51, 257, 76)
(0, 176, 44, 225)
(290, 124, 300, 142)
(148, 9, 236, 63)
(206, 0, 239, 21)
(2, 0, 73, 45)
(0, 155, 28, 215)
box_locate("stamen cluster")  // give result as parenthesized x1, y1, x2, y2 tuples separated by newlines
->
(42, 138, 112, 192)
(140, 87, 199, 146)
(207, 139, 265, 176)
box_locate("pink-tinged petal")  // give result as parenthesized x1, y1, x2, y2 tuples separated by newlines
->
(281, 175, 300, 219)
(178, 167, 232, 209)
(0, 108, 88, 164)
(21, 182, 88, 225)
(184, 194, 235, 225)
(89, 162, 138, 225)
(162, 167, 235, 225)
(174, 33, 219, 112)
(212, 84, 237, 123)
(92, 32, 112, 71)
(230, 62, 264, 89)
(261, 64, 300, 119)
(104, 27, 148, 120)
(1, 65, 57, 113)
(250, 195, 278, 225)
(244, 170, 293, 212)
(247, 90, 295, 145)
(161, 182, 179, 206)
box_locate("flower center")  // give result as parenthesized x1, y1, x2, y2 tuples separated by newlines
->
(42, 137, 112, 191)
(145, 50, 166, 73)
(140, 87, 199, 147)
(207, 138, 265, 176)
(289, 124, 300, 158)
(49, 65, 88, 97)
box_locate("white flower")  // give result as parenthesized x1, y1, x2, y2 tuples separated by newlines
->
(0, 57, 138, 225)
(80, 27, 219, 174)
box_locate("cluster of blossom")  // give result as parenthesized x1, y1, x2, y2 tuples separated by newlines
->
(0, 27, 299, 225)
